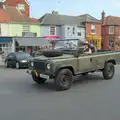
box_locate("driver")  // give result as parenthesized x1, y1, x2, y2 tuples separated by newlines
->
(77, 39, 96, 54)
(83, 41, 92, 54)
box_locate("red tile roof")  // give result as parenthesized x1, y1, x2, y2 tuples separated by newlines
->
(104, 16, 120, 25)
(0, 8, 11, 22)
(0, 5, 39, 24)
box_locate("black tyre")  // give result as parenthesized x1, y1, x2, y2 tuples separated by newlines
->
(102, 62, 115, 80)
(54, 69, 73, 91)
(32, 74, 47, 84)
(82, 72, 88, 76)
(42, 49, 63, 57)
(16, 62, 20, 69)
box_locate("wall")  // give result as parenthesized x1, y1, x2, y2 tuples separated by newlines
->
(78, 27, 85, 39)
(102, 25, 109, 49)
(86, 23, 101, 37)
(3, 0, 29, 16)
(40, 25, 61, 37)
(40, 24, 85, 40)
(1, 23, 10, 36)
(61, 25, 78, 39)
(0, 23, 40, 37)
(61, 25, 85, 39)
(10, 23, 40, 37)
(29, 24, 40, 37)
(102, 25, 120, 50)
(10, 24, 23, 36)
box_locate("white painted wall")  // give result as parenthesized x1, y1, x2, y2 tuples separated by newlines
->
(77, 26, 85, 40)
(61, 25, 77, 39)
(61, 25, 85, 40)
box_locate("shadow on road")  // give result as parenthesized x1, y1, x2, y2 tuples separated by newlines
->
(30, 73, 104, 92)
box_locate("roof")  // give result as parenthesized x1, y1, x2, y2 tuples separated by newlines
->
(0, 8, 11, 22)
(39, 13, 101, 26)
(104, 16, 120, 25)
(0, 6, 39, 24)
(39, 13, 85, 27)
(78, 14, 101, 23)
(15, 37, 50, 46)
(0, 0, 29, 5)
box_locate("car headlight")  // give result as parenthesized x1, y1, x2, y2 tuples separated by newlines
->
(46, 63, 51, 70)
(30, 61, 34, 67)
(20, 60, 27, 63)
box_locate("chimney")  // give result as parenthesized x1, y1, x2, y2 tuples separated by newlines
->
(52, 10, 59, 15)
(102, 11, 105, 25)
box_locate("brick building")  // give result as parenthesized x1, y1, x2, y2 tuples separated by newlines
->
(78, 14, 102, 49)
(101, 11, 120, 50)
(0, 0, 30, 16)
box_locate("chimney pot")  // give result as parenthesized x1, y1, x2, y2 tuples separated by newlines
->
(102, 11, 105, 25)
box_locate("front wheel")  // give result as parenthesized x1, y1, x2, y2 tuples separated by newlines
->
(16, 62, 20, 69)
(5, 61, 8, 67)
(54, 69, 73, 91)
(102, 62, 115, 80)
(32, 74, 47, 84)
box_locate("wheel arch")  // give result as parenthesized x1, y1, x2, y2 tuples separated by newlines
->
(105, 58, 116, 65)
(55, 65, 75, 76)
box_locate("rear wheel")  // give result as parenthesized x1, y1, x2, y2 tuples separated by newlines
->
(102, 62, 115, 80)
(54, 69, 73, 91)
(32, 74, 47, 84)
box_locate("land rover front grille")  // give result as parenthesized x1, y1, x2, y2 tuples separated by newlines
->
(34, 61, 46, 71)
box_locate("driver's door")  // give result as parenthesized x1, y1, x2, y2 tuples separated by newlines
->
(77, 54, 96, 73)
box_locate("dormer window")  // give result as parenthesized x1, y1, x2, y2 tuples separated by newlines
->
(17, 4, 25, 10)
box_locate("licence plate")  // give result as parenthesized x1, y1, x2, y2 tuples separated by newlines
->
(40, 74, 49, 79)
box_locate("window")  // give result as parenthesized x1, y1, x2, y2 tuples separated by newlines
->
(91, 24, 96, 34)
(109, 40, 114, 48)
(18, 4, 25, 10)
(67, 27, 70, 36)
(109, 26, 114, 34)
(23, 25, 30, 32)
(49, 25, 56, 35)
(73, 27, 75, 34)
(77, 27, 81, 36)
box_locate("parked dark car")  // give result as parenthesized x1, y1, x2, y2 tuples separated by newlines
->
(4, 52, 33, 69)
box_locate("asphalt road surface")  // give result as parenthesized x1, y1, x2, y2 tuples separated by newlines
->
(0, 66, 120, 120)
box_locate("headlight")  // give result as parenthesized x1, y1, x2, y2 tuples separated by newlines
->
(30, 61, 34, 66)
(20, 60, 27, 63)
(46, 63, 51, 70)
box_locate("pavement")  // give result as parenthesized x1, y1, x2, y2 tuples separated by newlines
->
(0, 66, 120, 120)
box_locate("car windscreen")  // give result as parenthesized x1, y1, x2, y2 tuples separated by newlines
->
(16, 52, 31, 59)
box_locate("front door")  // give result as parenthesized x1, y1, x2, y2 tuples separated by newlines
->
(77, 54, 96, 73)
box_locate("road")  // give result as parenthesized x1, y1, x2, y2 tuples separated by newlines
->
(0, 66, 120, 120)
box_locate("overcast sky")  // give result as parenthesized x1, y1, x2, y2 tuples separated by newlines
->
(28, 0, 120, 19)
